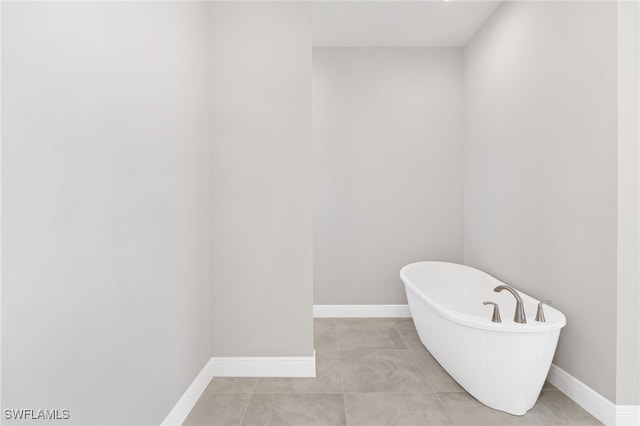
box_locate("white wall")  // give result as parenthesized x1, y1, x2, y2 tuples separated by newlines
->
(208, 2, 313, 357)
(313, 48, 464, 305)
(1, 2, 212, 424)
(464, 1, 619, 401)
(616, 0, 640, 406)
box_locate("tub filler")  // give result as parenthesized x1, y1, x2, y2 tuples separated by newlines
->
(400, 261, 566, 415)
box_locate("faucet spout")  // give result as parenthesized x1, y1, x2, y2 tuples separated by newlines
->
(494, 285, 527, 323)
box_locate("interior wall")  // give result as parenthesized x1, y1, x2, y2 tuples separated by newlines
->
(616, 0, 640, 406)
(313, 48, 464, 305)
(208, 2, 313, 357)
(464, 1, 618, 402)
(1, 2, 212, 424)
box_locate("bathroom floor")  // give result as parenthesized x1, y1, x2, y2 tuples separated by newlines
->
(184, 318, 602, 426)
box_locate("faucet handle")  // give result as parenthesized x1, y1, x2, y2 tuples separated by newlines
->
(483, 301, 502, 323)
(535, 301, 552, 322)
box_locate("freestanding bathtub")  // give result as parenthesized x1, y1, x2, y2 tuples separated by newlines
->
(400, 261, 566, 415)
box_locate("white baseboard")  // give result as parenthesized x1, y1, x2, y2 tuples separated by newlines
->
(547, 364, 640, 426)
(161, 358, 217, 426)
(313, 304, 411, 318)
(210, 350, 316, 378)
(616, 406, 640, 426)
(161, 352, 316, 425)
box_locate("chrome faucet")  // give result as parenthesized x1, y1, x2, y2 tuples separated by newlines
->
(494, 285, 526, 323)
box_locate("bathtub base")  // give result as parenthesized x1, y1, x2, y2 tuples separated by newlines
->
(406, 285, 559, 415)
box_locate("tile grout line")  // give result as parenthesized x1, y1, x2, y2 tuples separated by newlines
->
(409, 349, 439, 393)
(236, 379, 258, 426)
(342, 392, 349, 426)
(536, 394, 576, 426)
(435, 391, 459, 426)
(236, 395, 252, 426)
(392, 320, 440, 395)
(333, 319, 350, 426)
(392, 320, 459, 425)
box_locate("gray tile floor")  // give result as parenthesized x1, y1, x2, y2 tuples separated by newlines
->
(184, 318, 602, 426)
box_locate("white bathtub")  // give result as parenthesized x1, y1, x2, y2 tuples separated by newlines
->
(400, 261, 566, 415)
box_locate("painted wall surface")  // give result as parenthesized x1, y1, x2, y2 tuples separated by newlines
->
(464, 1, 618, 401)
(208, 2, 314, 357)
(616, 0, 640, 406)
(1, 3, 212, 424)
(313, 48, 464, 305)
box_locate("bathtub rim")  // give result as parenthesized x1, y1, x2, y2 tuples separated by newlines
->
(400, 261, 567, 334)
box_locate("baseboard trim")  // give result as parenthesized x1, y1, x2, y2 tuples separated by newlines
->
(161, 358, 217, 426)
(210, 350, 316, 378)
(313, 304, 411, 318)
(547, 364, 640, 425)
(616, 405, 640, 426)
(161, 352, 317, 425)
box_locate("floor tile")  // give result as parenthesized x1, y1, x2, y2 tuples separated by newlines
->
(183, 393, 252, 426)
(336, 318, 407, 350)
(395, 325, 427, 351)
(438, 392, 564, 426)
(203, 378, 257, 394)
(184, 318, 606, 426)
(314, 318, 338, 351)
(410, 349, 464, 392)
(254, 351, 342, 393)
(391, 318, 420, 334)
(341, 350, 434, 393)
(539, 390, 603, 425)
(240, 393, 346, 426)
(345, 392, 453, 426)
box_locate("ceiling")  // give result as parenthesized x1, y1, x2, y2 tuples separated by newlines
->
(312, 1, 502, 47)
